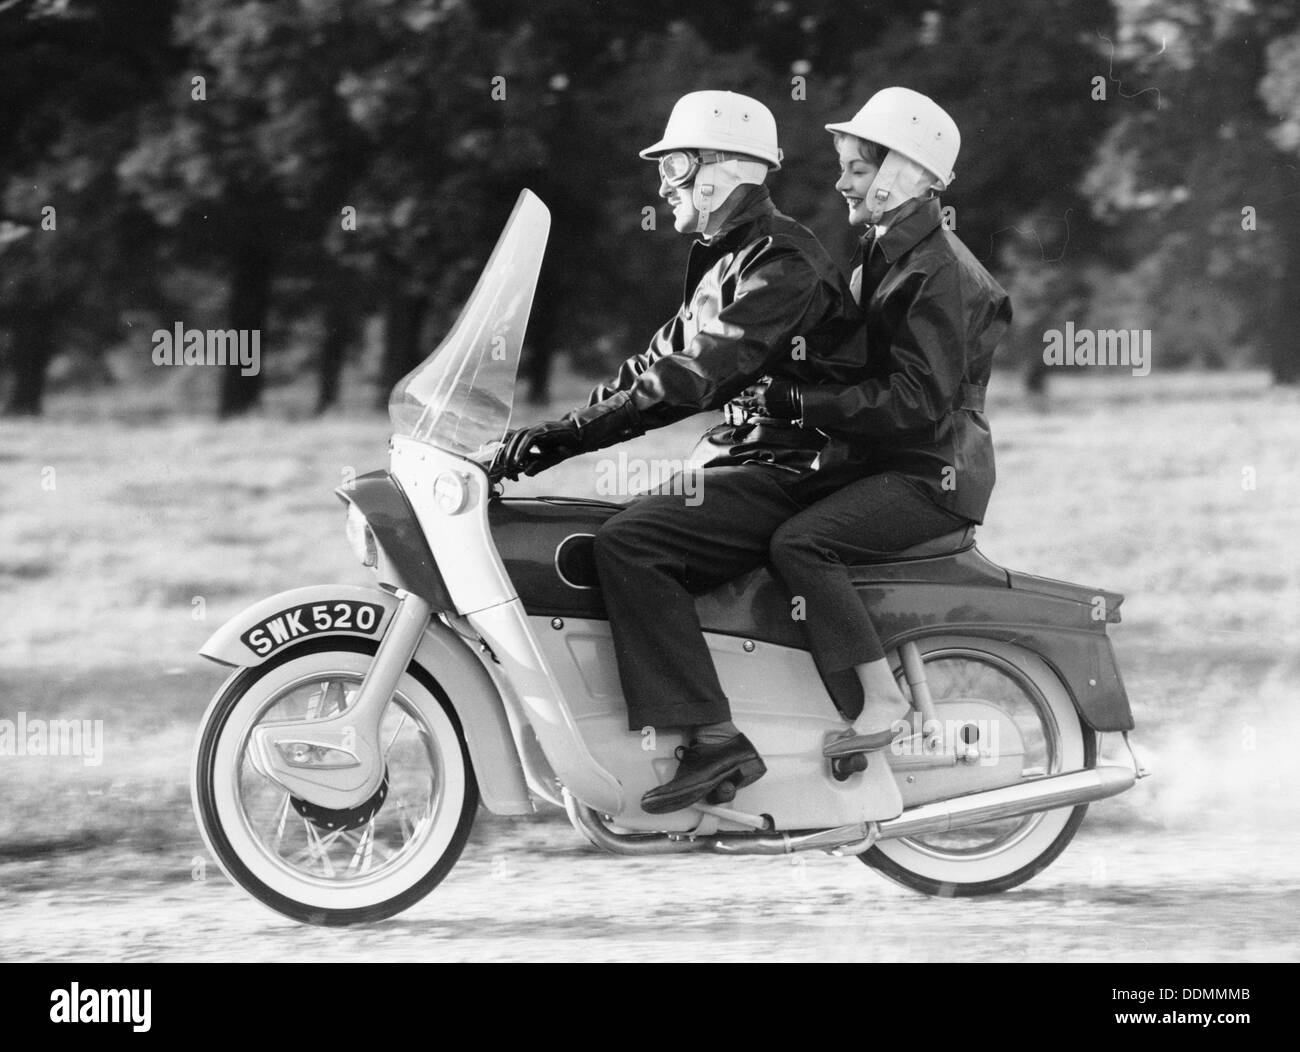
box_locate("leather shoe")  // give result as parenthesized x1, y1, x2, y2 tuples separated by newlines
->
(641, 734, 766, 815)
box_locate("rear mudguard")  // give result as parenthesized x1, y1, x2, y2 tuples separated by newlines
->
(848, 561, 1133, 733)
(199, 584, 533, 815)
(490, 497, 1134, 733)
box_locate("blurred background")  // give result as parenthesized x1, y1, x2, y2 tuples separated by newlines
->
(1, 0, 1299, 960)
(2, 0, 1299, 414)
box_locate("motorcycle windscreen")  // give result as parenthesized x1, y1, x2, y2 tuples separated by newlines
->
(388, 189, 551, 463)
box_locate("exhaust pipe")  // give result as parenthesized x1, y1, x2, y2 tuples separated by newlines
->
(707, 766, 1136, 853)
(877, 763, 1136, 841)
(563, 791, 878, 857)
(563, 764, 1138, 857)
(563, 788, 706, 855)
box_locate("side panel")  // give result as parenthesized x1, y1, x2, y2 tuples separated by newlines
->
(199, 585, 532, 815)
(489, 496, 621, 617)
(1008, 568, 1124, 621)
(489, 498, 1133, 733)
(536, 616, 903, 832)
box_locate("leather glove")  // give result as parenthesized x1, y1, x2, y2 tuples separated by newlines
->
(490, 429, 525, 481)
(736, 377, 802, 421)
(496, 419, 581, 479)
(493, 393, 644, 480)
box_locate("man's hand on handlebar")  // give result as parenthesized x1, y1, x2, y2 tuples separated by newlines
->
(491, 419, 581, 481)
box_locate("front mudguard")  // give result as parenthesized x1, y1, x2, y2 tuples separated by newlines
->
(199, 584, 533, 816)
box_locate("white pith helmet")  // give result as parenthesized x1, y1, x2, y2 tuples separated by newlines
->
(641, 90, 783, 170)
(825, 86, 959, 189)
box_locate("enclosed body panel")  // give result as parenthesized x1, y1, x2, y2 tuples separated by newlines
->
(489, 496, 1134, 733)
(340, 470, 454, 609)
(533, 615, 904, 832)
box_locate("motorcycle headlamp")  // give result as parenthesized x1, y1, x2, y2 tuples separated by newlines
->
(344, 502, 379, 567)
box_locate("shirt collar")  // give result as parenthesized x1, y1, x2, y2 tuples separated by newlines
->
(862, 195, 943, 264)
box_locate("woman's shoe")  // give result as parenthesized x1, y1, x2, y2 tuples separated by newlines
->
(822, 723, 907, 758)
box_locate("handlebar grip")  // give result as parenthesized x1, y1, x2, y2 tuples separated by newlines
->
(487, 442, 544, 484)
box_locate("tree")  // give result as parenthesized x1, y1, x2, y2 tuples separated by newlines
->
(1258, 19, 1300, 382)
(118, 0, 374, 416)
(0, 0, 183, 416)
(1081, 0, 1300, 382)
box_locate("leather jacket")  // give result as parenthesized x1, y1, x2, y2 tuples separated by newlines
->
(560, 185, 862, 471)
(798, 197, 1012, 523)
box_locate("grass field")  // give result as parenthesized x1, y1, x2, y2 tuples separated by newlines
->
(1, 367, 1298, 881)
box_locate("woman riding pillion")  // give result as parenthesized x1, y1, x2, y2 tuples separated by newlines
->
(497, 91, 867, 814)
(744, 87, 1012, 758)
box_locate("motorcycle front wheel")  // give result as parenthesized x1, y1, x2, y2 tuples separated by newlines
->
(864, 636, 1097, 897)
(192, 638, 477, 926)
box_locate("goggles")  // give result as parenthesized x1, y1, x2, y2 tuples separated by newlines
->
(656, 149, 729, 188)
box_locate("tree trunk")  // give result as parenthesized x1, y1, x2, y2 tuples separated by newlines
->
(1267, 206, 1300, 385)
(521, 336, 557, 407)
(2, 310, 56, 416)
(314, 295, 353, 414)
(375, 291, 426, 410)
(522, 263, 562, 406)
(1024, 350, 1050, 396)
(218, 246, 273, 418)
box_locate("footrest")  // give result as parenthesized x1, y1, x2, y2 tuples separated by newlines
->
(830, 752, 870, 781)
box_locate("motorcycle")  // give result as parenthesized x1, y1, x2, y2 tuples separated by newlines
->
(192, 191, 1149, 926)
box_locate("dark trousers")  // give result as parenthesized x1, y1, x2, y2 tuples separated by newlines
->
(594, 465, 818, 731)
(767, 472, 969, 717)
(594, 464, 964, 729)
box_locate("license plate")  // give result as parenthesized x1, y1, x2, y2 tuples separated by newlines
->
(241, 600, 385, 658)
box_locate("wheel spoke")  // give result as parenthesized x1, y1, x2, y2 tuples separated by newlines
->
(343, 824, 396, 863)
(392, 794, 418, 842)
(293, 821, 348, 876)
(384, 711, 410, 760)
(234, 670, 446, 888)
(346, 824, 375, 874)
(273, 794, 291, 847)
(370, 834, 396, 863)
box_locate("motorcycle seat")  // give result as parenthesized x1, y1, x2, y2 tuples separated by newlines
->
(854, 525, 976, 563)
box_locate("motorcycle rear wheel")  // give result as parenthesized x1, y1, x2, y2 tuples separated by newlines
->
(192, 638, 478, 926)
(863, 636, 1097, 897)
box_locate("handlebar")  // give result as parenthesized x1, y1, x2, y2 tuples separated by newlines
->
(487, 437, 543, 484)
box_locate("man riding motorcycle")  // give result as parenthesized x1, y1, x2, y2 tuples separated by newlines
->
(496, 90, 867, 814)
